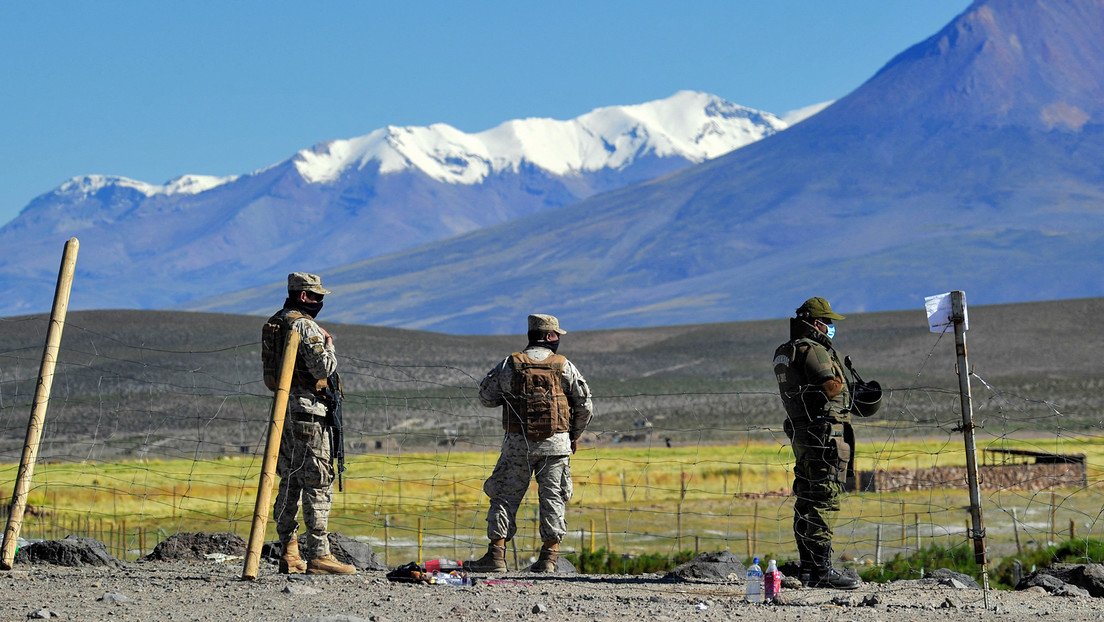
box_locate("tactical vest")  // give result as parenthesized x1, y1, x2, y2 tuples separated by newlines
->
(502, 352, 571, 441)
(261, 308, 327, 393)
(773, 337, 850, 425)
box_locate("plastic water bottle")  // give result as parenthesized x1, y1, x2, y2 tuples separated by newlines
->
(432, 571, 471, 586)
(424, 558, 462, 573)
(745, 557, 763, 603)
(764, 559, 781, 602)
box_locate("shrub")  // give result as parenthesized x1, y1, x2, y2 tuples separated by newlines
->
(859, 543, 980, 584)
(565, 548, 696, 574)
(859, 538, 1104, 589)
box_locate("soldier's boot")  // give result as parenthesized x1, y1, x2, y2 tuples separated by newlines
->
(465, 539, 507, 573)
(279, 536, 307, 574)
(528, 540, 559, 573)
(807, 566, 860, 590)
(306, 554, 356, 575)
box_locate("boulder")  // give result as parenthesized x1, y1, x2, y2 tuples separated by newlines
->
(1018, 563, 1104, 597)
(14, 536, 118, 567)
(662, 550, 746, 582)
(924, 568, 981, 589)
(143, 532, 245, 562)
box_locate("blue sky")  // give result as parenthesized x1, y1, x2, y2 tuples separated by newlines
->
(0, 1, 970, 225)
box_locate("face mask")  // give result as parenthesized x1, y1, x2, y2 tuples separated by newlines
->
(825, 324, 836, 340)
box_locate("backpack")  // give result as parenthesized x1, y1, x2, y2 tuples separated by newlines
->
(261, 309, 308, 391)
(503, 352, 571, 441)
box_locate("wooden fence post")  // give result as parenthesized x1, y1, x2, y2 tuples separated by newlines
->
(1012, 508, 1022, 555)
(0, 238, 79, 570)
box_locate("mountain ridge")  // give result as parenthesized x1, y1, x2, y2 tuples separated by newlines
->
(0, 91, 801, 317)
(193, 0, 1104, 333)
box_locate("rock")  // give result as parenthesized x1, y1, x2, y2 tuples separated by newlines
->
(144, 532, 245, 562)
(15, 536, 118, 567)
(327, 533, 387, 572)
(1018, 570, 1071, 593)
(830, 595, 853, 607)
(940, 578, 969, 589)
(97, 592, 131, 603)
(925, 568, 980, 589)
(29, 609, 58, 619)
(940, 597, 957, 609)
(1054, 584, 1091, 598)
(780, 575, 804, 590)
(532, 602, 548, 614)
(662, 551, 746, 582)
(1067, 563, 1104, 597)
(283, 585, 322, 596)
(860, 594, 881, 607)
(551, 556, 577, 574)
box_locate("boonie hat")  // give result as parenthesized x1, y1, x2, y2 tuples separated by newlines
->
(288, 272, 332, 295)
(528, 313, 567, 335)
(796, 296, 845, 320)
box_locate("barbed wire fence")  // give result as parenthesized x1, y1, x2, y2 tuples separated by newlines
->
(1, 304, 1098, 588)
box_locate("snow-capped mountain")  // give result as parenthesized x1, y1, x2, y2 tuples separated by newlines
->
(295, 90, 785, 184)
(0, 91, 798, 316)
(197, 0, 1104, 333)
(59, 174, 238, 198)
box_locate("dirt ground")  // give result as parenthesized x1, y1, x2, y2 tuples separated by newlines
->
(0, 559, 1097, 622)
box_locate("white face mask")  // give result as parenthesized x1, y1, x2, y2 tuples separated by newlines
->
(825, 324, 836, 340)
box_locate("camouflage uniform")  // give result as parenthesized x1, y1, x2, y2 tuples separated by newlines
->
(265, 290, 338, 560)
(774, 301, 854, 578)
(479, 345, 593, 544)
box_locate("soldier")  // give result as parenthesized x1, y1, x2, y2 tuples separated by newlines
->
(773, 297, 860, 590)
(467, 314, 593, 573)
(261, 272, 355, 575)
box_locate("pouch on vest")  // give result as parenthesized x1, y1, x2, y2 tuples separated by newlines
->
(825, 422, 850, 486)
(506, 353, 570, 442)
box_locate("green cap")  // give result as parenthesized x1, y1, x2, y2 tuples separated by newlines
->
(796, 296, 845, 320)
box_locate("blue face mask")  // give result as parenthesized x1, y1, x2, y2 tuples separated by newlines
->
(826, 324, 836, 340)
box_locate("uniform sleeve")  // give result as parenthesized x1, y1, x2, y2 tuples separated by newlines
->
(802, 345, 839, 385)
(478, 358, 511, 408)
(562, 359, 593, 439)
(293, 318, 337, 380)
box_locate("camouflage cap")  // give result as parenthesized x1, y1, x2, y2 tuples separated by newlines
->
(796, 296, 845, 320)
(528, 313, 567, 335)
(287, 272, 332, 295)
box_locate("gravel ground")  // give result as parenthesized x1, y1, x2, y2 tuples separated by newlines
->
(0, 560, 1099, 622)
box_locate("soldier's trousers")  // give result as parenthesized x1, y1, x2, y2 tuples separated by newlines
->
(789, 420, 849, 571)
(274, 393, 334, 558)
(483, 452, 573, 543)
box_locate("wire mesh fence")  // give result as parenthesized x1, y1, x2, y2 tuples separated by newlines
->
(0, 306, 1100, 576)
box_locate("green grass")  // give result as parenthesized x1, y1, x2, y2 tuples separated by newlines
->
(860, 538, 1104, 590)
(7, 436, 1104, 569)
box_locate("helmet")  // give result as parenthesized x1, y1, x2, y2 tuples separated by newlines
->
(851, 380, 882, 417)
